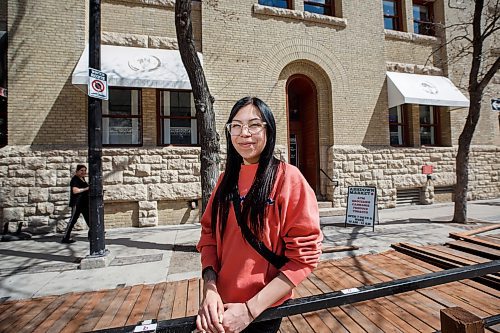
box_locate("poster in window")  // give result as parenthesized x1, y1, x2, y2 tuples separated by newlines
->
(171, 127, 191, 145)
(290, 134, 298, 167)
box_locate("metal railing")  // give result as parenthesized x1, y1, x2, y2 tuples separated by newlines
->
(92, 260, 500, 333)
(319, 168, 338, 187)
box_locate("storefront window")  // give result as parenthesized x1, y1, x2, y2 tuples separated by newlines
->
(158, 90, 198, 146)
(413, 1, 434, 36)
(102, 88, 142, 146)
(389, 105, 407, 146)
(420, 105, 437, 145)
(258, 0, 290, 9)
(304, 0, 333, 16)
(383, 0, 402, 31)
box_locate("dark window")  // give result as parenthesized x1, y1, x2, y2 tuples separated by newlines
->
(102, 88, 142, 146)
(258, 0, 291, 9)
(413, 1, 434, 36)
(383, 0, 402, 31)
(158, 90, 198, 146)
(304, 0, 333, 16)
(0, 96, 6, 147)
(0, 31, 7, 147)
(420, 105, 438, 145)
(389, 105, 408, 146)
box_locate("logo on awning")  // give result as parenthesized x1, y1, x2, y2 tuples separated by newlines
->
(128, 55, 161, 72)
(420, 81, 438, 95)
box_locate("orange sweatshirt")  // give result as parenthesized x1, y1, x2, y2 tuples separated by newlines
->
(197, 162, 323, 305)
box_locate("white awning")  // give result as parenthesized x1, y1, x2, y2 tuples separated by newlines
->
(386, 72, 470, 108)
(72, 45, 202, 89)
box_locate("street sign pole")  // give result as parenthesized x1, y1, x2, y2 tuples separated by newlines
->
(88, 0, 106, 256)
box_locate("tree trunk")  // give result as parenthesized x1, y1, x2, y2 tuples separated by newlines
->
(453, 92, 481, 223)
(175, 0, 220, 213)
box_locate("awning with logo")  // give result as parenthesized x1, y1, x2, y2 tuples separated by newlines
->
(386, 72, 470, 109)
(72, 45, 202, 89)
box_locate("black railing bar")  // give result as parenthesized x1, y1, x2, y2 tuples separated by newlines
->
(319, 168, 338, 186)
(433, 314, 500, 333)
(91, 260, 499, 333)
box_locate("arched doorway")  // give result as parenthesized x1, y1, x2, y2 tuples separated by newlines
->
(287, 75, 320, 193)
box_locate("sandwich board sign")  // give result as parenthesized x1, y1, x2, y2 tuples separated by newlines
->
(88, 68, 108, 100)
(345, 186, 378, 231)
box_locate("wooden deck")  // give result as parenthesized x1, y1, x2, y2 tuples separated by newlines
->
(0, 231, 498, 333)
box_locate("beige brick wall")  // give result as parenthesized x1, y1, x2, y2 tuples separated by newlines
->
(7, 0, 86, 146)
(104, 201, 139, 228)
(157, 200, 200, 225)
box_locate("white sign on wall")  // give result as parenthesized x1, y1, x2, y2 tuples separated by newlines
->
(88, 68, 108, 100)
(345, 186, 378, 231)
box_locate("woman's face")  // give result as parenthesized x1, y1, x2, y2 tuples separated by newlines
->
(76, 167, 87, 177)
(230, 104, 267, 165)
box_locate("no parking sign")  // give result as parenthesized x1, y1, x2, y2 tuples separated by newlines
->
(88, 68, 108, 100)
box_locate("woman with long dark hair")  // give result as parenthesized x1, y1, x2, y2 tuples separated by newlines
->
(196, 97, 322, 333)
(61, 164, 90, 243)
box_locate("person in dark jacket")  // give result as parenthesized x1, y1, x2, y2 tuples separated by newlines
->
(61, 164, 89, 244)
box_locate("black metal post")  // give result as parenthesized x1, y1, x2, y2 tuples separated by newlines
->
(88, 0, 106, 256)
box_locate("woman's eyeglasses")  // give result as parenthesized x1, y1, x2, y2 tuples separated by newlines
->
(226, 121, 267, 136)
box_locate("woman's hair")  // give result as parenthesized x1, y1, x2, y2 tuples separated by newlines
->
(211, 96, 281, 239)
(76, 164, 86, 172)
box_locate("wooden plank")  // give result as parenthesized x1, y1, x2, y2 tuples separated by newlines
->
(0, 299, 30, 324)
(397, 243, 478, 266)
(1, 299, 46, 332)
(126, 284, 155, 326)
(110, 284, 143, 328)
(475, 235, 500, 245)
(78, 289, 120, 332)
(437, 283, 500, 315)
(142, 282, 167, 321)
(446, 240, 500, 259)
(419, 287, 492, 318)
(156, 281, 177, 320)
(358, 298, 421, 333)
(452, 225, 500, 237)
(287, 314, 314, 332)
(61, 290, 107, 333)
(93, 287, 132, 330)
(427, 245, 491, 264)
(279, 316, 298, 333)
(388, 293, 442, 330)
(449, 234, 500, 250)
(9, 297, 56, 333)
(32, 292, 83, 333)
(47, 292, 94, 333)
(387, 251, 500, 298)
(20, 295, 68, 333)
(295, 282, 343, 333)
(171, 279, 189, 319)
(186, 278, 200, 317)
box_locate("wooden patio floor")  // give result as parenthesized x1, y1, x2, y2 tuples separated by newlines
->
(0, 235, 498, 332)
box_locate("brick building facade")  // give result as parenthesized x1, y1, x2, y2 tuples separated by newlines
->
(1, 0, 499, 232)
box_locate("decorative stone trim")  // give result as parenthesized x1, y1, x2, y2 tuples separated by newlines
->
(102, 32, 149, 48)
(386, 62, 443, 76)
(384, 29, 441, 45)
(253, 4, 347, 28)
(148, 36, 179, 50)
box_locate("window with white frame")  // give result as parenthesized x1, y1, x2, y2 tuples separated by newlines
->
(102, 88, 142, 146)
(158, 90, 198, 145)
(389, 105, 407, 146)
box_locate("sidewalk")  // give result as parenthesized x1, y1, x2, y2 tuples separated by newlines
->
(0, 198, 498, 301)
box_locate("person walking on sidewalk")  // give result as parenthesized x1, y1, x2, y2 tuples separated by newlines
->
(196, 97, 323, 333)
(61, 164, 89, 244)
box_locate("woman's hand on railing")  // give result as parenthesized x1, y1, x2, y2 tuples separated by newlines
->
(221, 303, 253, 333)
(196, 287, 225, 333)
